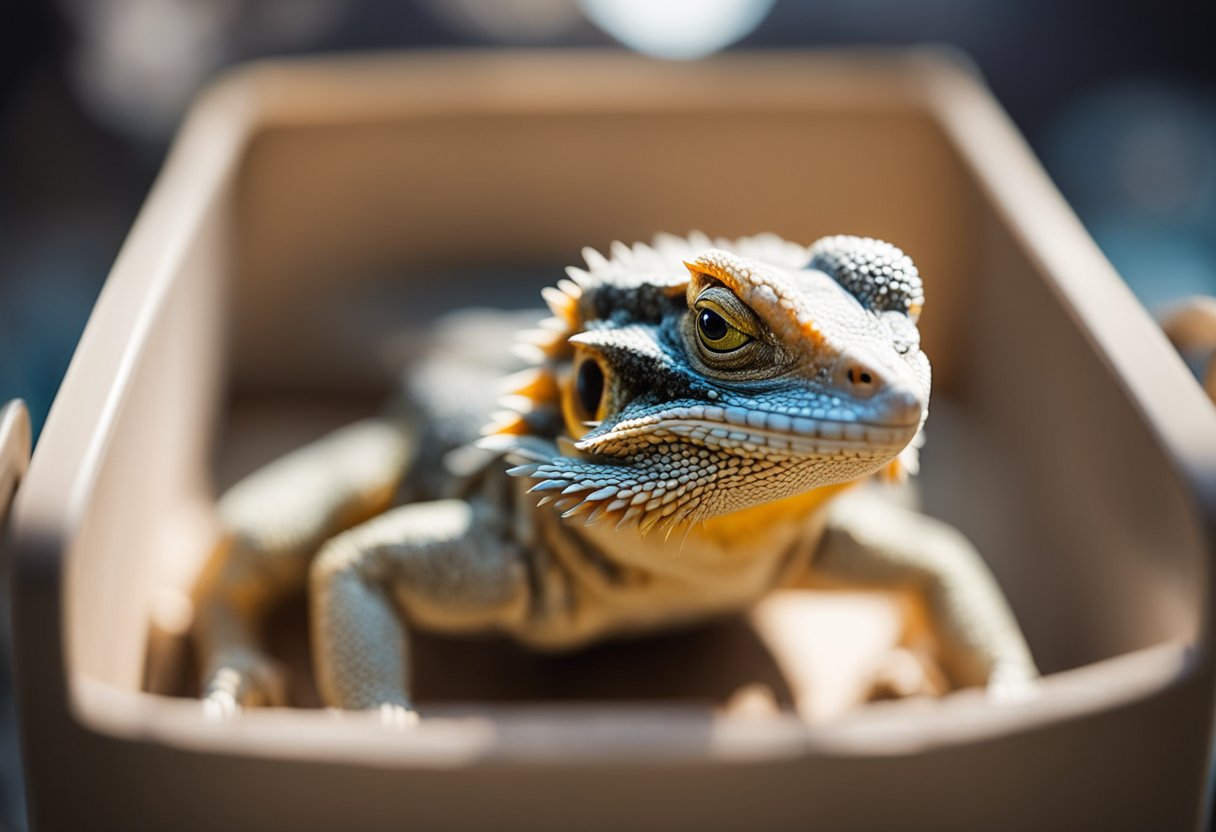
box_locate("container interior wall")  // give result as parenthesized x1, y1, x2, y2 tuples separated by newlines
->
(215, 102, 1202, 681)
(66, 191, 228, 693)
(954, 216, 1204, 664)
(231, 109, 975, 395)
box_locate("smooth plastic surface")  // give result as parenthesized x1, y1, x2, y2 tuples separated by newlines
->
(0, 401, 30, 525)
(8, 51, 1216, 831)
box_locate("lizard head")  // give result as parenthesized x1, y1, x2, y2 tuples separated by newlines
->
(482, 233, 930, 536)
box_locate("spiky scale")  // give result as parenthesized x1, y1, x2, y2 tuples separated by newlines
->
(582, 246, 608, 270)
(541, 285, 569, 309)
(517, 328, 562, 348)
(529, 479, 569, 493)
(561, 502, 593, 519)
(554, 496, 582, 512)
(511, 342, 546, 364)
(501, 367, 559, 403)
(637, 512, 664, 537)
(616, 505, 643, 529)
(586, 503, 612, 524)
(556, 278, 584, 298)
(497, 394, 537, 414)
(482, 412, 528, 437)
(563, 266, 591, 287)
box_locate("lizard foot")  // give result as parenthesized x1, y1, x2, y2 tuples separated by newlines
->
(200, 651, 288, 720)
(865, 646, 950, 702)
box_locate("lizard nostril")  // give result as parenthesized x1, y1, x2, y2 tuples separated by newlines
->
(842, 361, 881, 397)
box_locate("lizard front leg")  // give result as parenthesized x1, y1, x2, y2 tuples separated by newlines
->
(310, 497, 530, 721)
(814, 489, 1039, 700)
(194, 417, 413, 717)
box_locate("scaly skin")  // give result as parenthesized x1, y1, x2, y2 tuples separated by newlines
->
(193, 233, 1038, 721)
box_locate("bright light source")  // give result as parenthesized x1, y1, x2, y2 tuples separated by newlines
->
(580, 0, 776, 60)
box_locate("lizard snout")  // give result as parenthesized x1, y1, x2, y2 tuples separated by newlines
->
(832, 356, 925, 426)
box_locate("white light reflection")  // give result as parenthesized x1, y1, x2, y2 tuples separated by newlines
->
(580, 0, 777, 60)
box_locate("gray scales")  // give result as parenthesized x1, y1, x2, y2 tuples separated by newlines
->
(192, 233, 1038, 723)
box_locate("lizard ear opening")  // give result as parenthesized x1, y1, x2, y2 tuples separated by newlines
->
(561, 350, 609, 438)
(576, 358, 605, 418)
(808, 235, 924, 322)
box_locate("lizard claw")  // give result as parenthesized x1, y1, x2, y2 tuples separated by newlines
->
(200, 652, 288, 714)
(201, 689, 241, 722)
(865, 646, 949, 702)
(378, 702, 420, 729)
(326, 702, 421, 728)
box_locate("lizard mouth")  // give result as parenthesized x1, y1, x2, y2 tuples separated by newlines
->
(577, 405, 920, 459)
(504, 402, 921, 534)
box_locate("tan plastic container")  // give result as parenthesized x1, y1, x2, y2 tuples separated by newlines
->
(6, 51, 1216, 831)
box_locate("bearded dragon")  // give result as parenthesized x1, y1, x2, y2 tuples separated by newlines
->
(193, 233, 1038, 722)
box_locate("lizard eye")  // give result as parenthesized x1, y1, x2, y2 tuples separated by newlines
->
(695, 302, 752, 353)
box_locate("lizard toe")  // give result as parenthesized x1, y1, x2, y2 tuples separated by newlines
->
(378, 702, 421, 729)
(201, 651, 289, 710)
(201, 689, 241, 722)
(864, 646, 949, 702)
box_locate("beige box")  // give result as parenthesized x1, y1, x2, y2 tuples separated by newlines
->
(6, 51, 1216, 831)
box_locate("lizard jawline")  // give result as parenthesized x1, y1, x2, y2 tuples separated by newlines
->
(579, 418, 917, 461)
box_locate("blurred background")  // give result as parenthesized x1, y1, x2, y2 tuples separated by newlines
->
(0, 1, 1212, 830)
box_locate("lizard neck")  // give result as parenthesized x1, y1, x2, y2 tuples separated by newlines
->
(697, 480, 859, 549)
